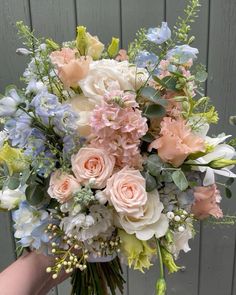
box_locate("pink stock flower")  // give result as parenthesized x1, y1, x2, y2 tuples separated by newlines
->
(115, 49, 129, 61)
(89, 91, 148, 168)
(191, 184, 223, 219)
(50, 48, 91, 87)
(149, 117, 205, 167)
(47, 170, 81, 203)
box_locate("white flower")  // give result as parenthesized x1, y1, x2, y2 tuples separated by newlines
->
(16, 48, 32, 56)
(0, 189, 25, 210)
(187, 135, 236, 186)
(169, 226, 193, 258)
(116, 190, 169, 241)
(26, 79, 47, 94)
(79, 59, 148, 105)
(0, 89, 22, 116)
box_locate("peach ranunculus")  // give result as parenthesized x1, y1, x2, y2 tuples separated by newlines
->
(71, 147, 115, 189)
(104, 166, 148, 218)
(50, 48, 91, 88)
(47, 170, 81, 203)
(191, 184, 223, 219)
(148, 117, 205, 167)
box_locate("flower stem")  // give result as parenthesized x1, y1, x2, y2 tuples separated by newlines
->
(156, 239, 164, 279)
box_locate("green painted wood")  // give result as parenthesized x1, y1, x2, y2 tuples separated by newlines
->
(0, 0, 31, 92)
(121, 0, 165, 49)
(30, 0, 76, 43)
(165, 1, 209, 294)
(76, 0, 121, 45)
(199, 1, 236, 295)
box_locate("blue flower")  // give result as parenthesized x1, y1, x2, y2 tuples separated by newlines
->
(146, 22, 171, 44)
(24, 129, 46, 157)
(0, 88, 23, 117)
(5, 113, 32, 147)
(12, 201, 49, 249)
(166, 45, 199, 64)
(30, 92, 59, 124)
(135, 50, 159, 73)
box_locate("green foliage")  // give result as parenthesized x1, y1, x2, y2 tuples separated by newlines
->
(171, 170, 189, 191)
(147, 154, 163, 177)
(128, 28, 147, 62)
(16, 21, 40, 50)
(143, 104, 166, 119)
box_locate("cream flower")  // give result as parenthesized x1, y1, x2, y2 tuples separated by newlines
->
(104, 166, 148, 218)
(71, 147, 115, 189)
(0, 189, 25, 210)
(116, 189, 169, 241)
(87, 33, 104, 60)
(169, 226, 193, 258)
(47, 170, 81, 203)
(79, 59, 148, 105)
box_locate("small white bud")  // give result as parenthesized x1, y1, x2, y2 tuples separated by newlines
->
(46, 267, 52, 273)
(178, 226, 185, 232)
(174, 215, 181, 222)
(16, 48, 31, 56)
(167, 212, 175, 220)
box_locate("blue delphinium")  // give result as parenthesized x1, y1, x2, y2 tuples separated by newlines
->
(166, 45, 199, 64)
(0, 88, 23, 117)
(135, 50, 159, 73)
(146, 22, 171, 44)
(24, 129, 46, 157)
(12, 201, 50, 250)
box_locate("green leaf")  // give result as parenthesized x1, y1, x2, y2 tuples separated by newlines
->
(147, 154, 162, 176)
(162, 76, 177, 91)
(140, 86, 162, 103)
(172, 170, 189, 191)
(144, 172, 157, 192)
(226, 178, 234, 187)
(143, 104, 166, 119)
(142, 132, 155, 143)
(195, 69, 208, 83)
(7, 176, 20, 190)
(225, 187, 232, 199)
(25, 184, 45, 206)
(20, 169, 32, 186)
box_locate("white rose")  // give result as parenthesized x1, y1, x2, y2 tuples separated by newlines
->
(79, 59, 148, 105)
(169, 226, 193, 258)
(116, 189, 169, 241)
(0, 189, 25, 210)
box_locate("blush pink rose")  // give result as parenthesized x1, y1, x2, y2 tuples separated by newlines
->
(50, 48, 91, 88)
(71, 147, 115, 189)
(148, 117, 205, 167)
(191, 184, 223, 220)
(104, 166, 148, 218)
(47, 170, 81, 203)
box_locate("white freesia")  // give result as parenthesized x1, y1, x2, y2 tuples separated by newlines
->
(187, 135, 236, 186)
(0, 189, 25, 210)
(116, 190, 169, 241)
(0, 89, 22, 116)
(169, 226, 193, 258)
(79, 59, 148, 105)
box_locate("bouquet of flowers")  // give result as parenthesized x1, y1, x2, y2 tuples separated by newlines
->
(0, 0, 236, 294)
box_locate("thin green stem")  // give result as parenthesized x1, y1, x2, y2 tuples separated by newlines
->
(156, 239, 164, 279)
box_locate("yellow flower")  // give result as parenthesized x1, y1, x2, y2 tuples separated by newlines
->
(118, 229, 155, 273)
(0, 143, 27, 175)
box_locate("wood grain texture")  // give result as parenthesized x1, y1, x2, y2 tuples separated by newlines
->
(199, 1, 236, 294)
(30, 0, 76, 42)
(0, 0, 31, 92)
(76, 0, 121, 45)
(121, 0, 165, 49)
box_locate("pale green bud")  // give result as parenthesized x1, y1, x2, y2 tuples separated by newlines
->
(46, 38, 60, 50)
(76, 26, 88, 56)
(107, 37, 120, 58)
(161, 247, 181, 274)
(209, 158, 236, 169)
(156, 278, 166, 295)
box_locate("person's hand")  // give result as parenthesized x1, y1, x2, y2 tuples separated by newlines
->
(0, 251, 70, 295)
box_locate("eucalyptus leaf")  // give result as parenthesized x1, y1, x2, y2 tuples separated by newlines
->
(195, 69, 208, 82)
(143, 104, 166, 118)
(226, 178, 234, 187)
(140, 86, 162, 103)
(142, 133, 155, 143)
(145, 172, 157, 192)
(147, 154, 162, 176)
(7, 176, 20, 190)
(25, 184, 45, 206)
(162, 76, 177, 91)
(225, 187, 232, 199)
(172, 170, 189, 191)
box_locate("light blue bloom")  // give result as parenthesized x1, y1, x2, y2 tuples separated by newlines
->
(30, 92, 59, 124)
(166, 45, 199, 64)
(6, 114, 32, 147)
(24, 129, 46, 157)
(135, 50, 159, 73)
(0, 88, 23, 116)
(63, 134, 84, 160)
(146, 22, 171, 44)
(12, 201, 49, 249)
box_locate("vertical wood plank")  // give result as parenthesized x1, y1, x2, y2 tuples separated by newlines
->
(76, 0, 121, 45)
(121, 0, 165, 49)
(121, 1, 164, 294)
(0, 0, 31, 92)
(199, 1, 236, 294)
(165, 2, 209, 294)
(30, 0, 76, 42)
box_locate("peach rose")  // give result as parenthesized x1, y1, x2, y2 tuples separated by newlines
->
(71, 147, 115, 189)
(104, 166, 148, 218)
(50, 48, 91, 88)
(47, 170, 81, 203)
(191, 184, 223, 219)
(149, 117, 205, 167)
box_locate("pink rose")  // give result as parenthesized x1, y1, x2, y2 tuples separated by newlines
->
(50, 48, 91, 88)
(47, 170, 81, 203)
(104, 166, 148, 218)
(191, 184, 223, 219)
(149, 117, 205, 167)
(71, 147, 115, 189)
